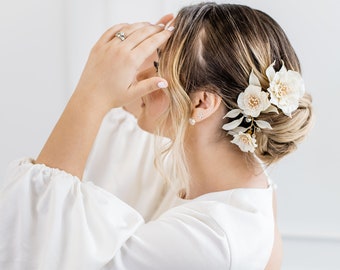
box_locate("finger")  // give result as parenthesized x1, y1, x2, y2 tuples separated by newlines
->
(123, 24, 165, 50)
(108, 22, 152, 45)
(156, 14, 174, 26)
(129, 77, 168, 100)
(96, 23, 129, 46)
(132, 28, 173, 66)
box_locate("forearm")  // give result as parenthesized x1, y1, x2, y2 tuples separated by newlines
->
(35, 88, 110, 179)
(35, 22, 171, 179)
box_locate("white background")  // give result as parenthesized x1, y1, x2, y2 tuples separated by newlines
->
(0, 0, 339, 269)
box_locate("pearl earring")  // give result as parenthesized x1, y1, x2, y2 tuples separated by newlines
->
(189, 118, 196, 126)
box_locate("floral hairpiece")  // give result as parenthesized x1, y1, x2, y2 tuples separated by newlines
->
(222, 61, 305, 153)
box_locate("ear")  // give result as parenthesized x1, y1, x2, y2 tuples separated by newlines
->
(190, 91, 222, 123)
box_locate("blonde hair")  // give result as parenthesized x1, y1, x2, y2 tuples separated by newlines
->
(155, 2, 313, 192)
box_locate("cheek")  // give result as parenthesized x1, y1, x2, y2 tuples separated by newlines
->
(147, 90, 170, 115)
(138, 90, 170, 133)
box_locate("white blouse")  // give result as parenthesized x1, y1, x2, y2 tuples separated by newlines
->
(0, 108, 274, 270)
(83, 108, 169, 222)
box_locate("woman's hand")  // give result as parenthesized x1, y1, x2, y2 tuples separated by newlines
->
(75, 22, 173, 111)
(35, 22, 173, 179)
(123, 14, 174, 117)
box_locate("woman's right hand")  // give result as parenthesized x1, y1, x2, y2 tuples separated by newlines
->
(75, 22, 173, 111)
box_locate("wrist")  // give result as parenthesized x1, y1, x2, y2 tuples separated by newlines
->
(72, 85, 113, 118)
(35, 87, 111, 179)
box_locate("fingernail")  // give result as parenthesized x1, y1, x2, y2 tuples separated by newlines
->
(158, 81, 168, 88)
(167, 26, 175, 32)
(158, 23, 165, 28)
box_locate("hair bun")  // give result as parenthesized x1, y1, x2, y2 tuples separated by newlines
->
(255, 92, 313, 165)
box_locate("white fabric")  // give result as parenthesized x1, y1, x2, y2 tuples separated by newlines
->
(83, 108, 168, 221)
(0, 108, 275, 270)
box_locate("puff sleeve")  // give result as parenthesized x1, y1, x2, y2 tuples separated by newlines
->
(0, 159, 143, 269)
(0, 159, 273, 270)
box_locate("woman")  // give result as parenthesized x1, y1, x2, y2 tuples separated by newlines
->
(0, 2, 312, 269)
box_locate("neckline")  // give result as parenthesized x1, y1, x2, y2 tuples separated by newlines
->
(177, 182, 273, 202)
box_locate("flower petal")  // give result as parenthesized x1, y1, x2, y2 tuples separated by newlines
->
(255, 120, 272, 129)
(279, 60, 288, 73)
(265, 61, 276, 81)
(249, 70, 261, 87)
(222, 117, 244, 131)
(227, 126, 247, 135)
(230, 132, 257, 153)
(223, 109, 242, 119)
(264, 105, 279, 114)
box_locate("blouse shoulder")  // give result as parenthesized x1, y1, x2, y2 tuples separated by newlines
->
(157, 187, 275, 269)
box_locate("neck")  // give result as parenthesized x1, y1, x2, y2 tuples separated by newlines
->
(184, 132, 268, 199)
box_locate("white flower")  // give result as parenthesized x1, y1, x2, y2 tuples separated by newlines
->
(237, 71, 271, 117)
(221, 62, 305, 153)
(266, 61, 305, 117)
(230, 132, 257, 153)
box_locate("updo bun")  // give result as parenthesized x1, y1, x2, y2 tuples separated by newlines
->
(255, 92, 313, 165)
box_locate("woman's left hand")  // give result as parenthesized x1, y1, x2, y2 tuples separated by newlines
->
(35, 22, 173, 178)
(75, 22, 173, 111)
